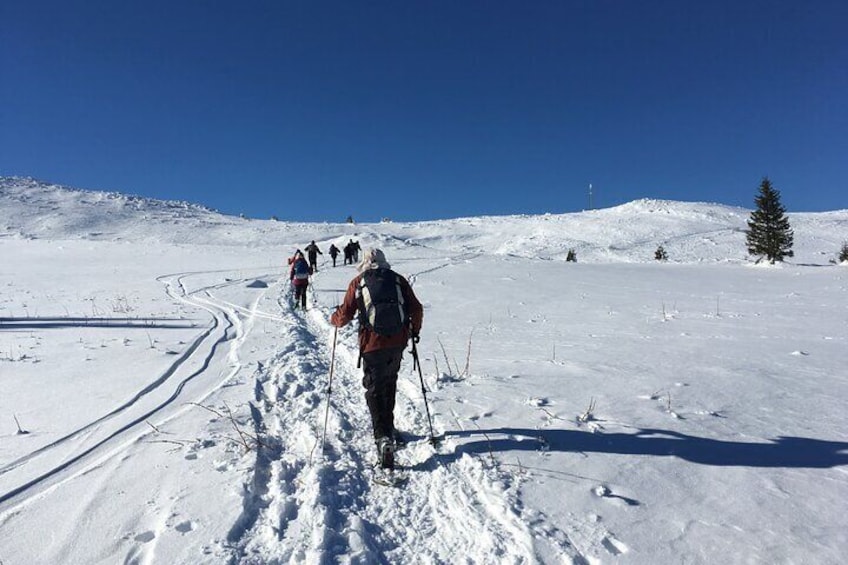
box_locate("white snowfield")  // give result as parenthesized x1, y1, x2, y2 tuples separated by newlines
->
(0, 177, 846, 564)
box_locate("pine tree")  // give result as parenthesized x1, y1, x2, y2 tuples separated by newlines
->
(839, 242, 848, 264)
(745, 177, 794, 264)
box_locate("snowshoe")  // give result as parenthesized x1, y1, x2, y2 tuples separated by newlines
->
(392, 429, 408, 450)
(372, 464, 409, 488)
(376, 437, 395, 470)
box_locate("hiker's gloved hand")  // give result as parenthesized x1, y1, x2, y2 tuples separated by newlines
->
(411, 333, 420, 344)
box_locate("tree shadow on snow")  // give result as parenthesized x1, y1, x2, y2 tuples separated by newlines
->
(442, 428, 848, 469)
(0, 316, 198, 330)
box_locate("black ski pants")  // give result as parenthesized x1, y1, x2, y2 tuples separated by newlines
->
(361, 346, 403, 441)
(293, 283, 307, 309)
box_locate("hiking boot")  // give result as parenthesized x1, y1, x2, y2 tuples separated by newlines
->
(376, 437, 395, 470)
(391, 428, 407, 448)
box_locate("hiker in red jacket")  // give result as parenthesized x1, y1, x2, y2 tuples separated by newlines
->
(330, 248, 423, 469)
(289, 250, 310, 310)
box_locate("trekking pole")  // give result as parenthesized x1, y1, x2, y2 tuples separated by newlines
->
(311, 326, 338, 464)
(410, 336, 440, 446)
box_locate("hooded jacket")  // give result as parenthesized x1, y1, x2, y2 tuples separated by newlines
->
(330, 249, 423, 353)
(289, 253, 310, 287)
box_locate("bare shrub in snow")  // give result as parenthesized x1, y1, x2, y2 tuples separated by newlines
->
(15, 414, 30, 435)
(577, 398, 597, 423)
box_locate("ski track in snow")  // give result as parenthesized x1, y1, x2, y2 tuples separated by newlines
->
(0, 270, 272, 519)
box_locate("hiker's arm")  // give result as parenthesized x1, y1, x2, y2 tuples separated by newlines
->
(330, 278, 358, 327)
(403, 278, 423, 336)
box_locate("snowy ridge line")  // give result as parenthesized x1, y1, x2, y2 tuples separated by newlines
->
(0, 271, 260, 516)
(4, 176, 848, 266)
(0, 176, 218, 214)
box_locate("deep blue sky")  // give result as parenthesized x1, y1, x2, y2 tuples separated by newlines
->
(2, 1, 846, 221)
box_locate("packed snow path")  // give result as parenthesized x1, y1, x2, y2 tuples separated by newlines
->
(224, 256, 616, 564)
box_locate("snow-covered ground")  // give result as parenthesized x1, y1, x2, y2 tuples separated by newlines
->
(1, 177, 846, 564)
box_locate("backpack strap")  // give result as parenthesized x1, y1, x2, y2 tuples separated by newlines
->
(355, 269, 407, 335)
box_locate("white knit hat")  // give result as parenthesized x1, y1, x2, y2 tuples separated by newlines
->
(357, 248, 391, 272)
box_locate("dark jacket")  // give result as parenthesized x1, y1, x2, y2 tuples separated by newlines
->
(305, 243, 322, 259)
(331, 270, 423, 354)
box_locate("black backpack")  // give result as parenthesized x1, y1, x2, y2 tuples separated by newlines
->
(356, 269, 408, 336)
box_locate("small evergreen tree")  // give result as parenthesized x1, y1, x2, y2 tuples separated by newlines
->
(655, 245, 668, 261)
(839, 242, 848, 264)
(745, 177, 794, 264)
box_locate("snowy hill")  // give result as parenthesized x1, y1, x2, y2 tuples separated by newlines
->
(3, 176, 846, 263)
(1, 177, 847, 564)
(0, 177, 219, 242)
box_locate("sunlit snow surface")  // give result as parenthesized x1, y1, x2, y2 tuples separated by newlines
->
(1, 178, 846, 564)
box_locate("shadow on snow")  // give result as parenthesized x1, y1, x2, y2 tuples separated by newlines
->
(443, 428, 848, 469)
(0, 316, 198, 330)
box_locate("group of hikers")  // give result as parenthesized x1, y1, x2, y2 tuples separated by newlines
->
(286, 238, 362, 288)
(292, 239, 362, 272)
(285, 242, 424, 471)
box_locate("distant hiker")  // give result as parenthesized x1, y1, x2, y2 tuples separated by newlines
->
(328, 244, 340, 267)
(330, 248, 423, 470)
(352, 240, 362, 262)
(305, 240, 323, 272)
(289, 250, 311, 310)
(344, 240, 355, 265)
